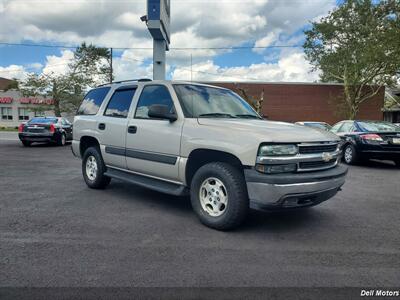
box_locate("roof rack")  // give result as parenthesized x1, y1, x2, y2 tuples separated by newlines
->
(97, 78, 152, 87)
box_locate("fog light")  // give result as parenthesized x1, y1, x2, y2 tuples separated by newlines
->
(256, 163, 297, 174)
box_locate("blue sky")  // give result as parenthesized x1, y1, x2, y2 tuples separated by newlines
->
(0, 0, 337, 82)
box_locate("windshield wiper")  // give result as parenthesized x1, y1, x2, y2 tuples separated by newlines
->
(198, 113, 236, 118)
(235, 114, 262, 119)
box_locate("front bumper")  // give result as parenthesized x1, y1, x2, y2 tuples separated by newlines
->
(245, 164, 348, 211)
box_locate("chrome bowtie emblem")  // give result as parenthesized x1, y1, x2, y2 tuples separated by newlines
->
(322, 152, 333, 162)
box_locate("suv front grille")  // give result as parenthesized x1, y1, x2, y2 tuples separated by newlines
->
(298, 143, 338, 154)
(298, 159, 337, 170)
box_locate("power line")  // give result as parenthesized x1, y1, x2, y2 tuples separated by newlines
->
(0, 42, 302, 51)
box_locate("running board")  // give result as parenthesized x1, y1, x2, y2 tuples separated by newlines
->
(104, 168, 189, 196)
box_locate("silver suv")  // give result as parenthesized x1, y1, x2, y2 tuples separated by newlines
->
(72, 80, 347, 230)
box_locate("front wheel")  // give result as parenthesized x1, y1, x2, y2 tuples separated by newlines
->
(394, 159, 400, 168)
(190, 162, 249, 231)
(82, 147, 111, 189)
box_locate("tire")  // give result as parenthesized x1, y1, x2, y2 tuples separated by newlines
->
(82, 146, 111, 189)
(343, 144, 358, 165)
(394, 159, 400, 168)
(190, 162, 249, 230)
(57, 133, 66, 146)
(21, 140, 31, 147)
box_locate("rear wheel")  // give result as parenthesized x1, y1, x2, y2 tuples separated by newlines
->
(57, 133, 66, 146)
(82, 146, 111, 189)
(21, 140, 31, 147)
(190, 162, 248, 231)
(394, 159, 400, 168)
(343, 144, 358, 165)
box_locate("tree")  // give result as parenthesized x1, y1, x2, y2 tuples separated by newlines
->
(303, 0, 400, 119)
(20, 43, 112, 116)
(234, 83, 265, 114)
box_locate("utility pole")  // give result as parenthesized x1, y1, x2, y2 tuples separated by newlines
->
(142, 0, 170, 80)
(110, 47, 113, 83)
(190, 53, 193, 82)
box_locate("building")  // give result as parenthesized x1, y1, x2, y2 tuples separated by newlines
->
(0, 77, 55, 127)
(212, 82, 384, 124)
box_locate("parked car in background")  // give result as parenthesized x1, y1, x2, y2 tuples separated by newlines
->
(295, 121, 332, 131)
(330, 120, 400, 166)
(18, 117, 73, 147)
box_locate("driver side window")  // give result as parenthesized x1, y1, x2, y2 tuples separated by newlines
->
(135, 85, 175, 119)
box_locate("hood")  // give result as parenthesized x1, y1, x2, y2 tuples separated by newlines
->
(197, 118, 340, 143)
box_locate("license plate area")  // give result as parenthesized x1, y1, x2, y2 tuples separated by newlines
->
(392, 138, 400, 144)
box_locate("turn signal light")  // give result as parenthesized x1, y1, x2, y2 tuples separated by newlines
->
(49, 124, 55, 133)
(18, 124, 24, 133)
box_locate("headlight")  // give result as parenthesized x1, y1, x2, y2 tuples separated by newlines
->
(258, 144, 298, 156)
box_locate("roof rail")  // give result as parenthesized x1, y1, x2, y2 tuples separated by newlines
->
(97, 78, 152, 87)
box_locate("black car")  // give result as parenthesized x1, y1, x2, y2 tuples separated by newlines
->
(18, 117, 73, 147)
(330, 120, 400, 166)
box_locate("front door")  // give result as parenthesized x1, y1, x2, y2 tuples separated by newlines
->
(126, 84, 183, 182)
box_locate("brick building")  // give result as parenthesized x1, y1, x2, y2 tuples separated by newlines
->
(212, 82, 384, 125)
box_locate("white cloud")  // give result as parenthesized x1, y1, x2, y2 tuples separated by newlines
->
(172, 51, 319, 82)
(42, 50, 75, 76)
(254, 32, 277, 54)
(0, 64, 29, 80)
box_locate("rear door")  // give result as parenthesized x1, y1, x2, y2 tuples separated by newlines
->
(98, 86, 137, 169)
(125, 84, 183, 182)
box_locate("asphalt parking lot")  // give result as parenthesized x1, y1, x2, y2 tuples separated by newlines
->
(0, 132, 399, 289)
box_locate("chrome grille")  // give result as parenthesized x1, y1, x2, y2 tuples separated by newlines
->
(298, 159, 337, 170)
(298, 143, 338, 154)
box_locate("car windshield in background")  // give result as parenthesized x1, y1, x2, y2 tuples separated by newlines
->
(305, 123, 332, 130)
(358, 121, 400, 132)
(173, 84, 261, 119)
(28, 117, 58, 124)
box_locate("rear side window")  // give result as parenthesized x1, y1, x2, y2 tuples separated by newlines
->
(135, 85, 174, 119)
(77, 87, 110, 115)
(104, 88, 136, 118)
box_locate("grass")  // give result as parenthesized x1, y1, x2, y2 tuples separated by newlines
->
(0, 127, 18, 132)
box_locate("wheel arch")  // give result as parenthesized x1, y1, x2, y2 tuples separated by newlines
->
(185, 148, 244, 187)
(80, 135, 100, 157)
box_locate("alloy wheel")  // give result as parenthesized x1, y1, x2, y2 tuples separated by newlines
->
(199, 177, 228, 217)
(85, 155, 98, 181)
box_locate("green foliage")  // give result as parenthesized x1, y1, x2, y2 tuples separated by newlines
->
(304, 0, 400, 119)
(20, 43, 112, 116)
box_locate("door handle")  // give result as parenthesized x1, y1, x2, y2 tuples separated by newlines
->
(98, 123, 106, 130)
(128, 125, 137, 134)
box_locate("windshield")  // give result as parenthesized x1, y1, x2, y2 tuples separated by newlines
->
(28, 117, 58, 124)
(357, 121, 400, 132)
(305, 123, 332, 130)
(173, 84, 260, 119)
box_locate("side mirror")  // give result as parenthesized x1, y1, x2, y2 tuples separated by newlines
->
(148, 104, 177, 122)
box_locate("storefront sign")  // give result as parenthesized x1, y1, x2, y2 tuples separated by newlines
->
(0, 97, 13, 104)
(19, 98, 54, 105)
